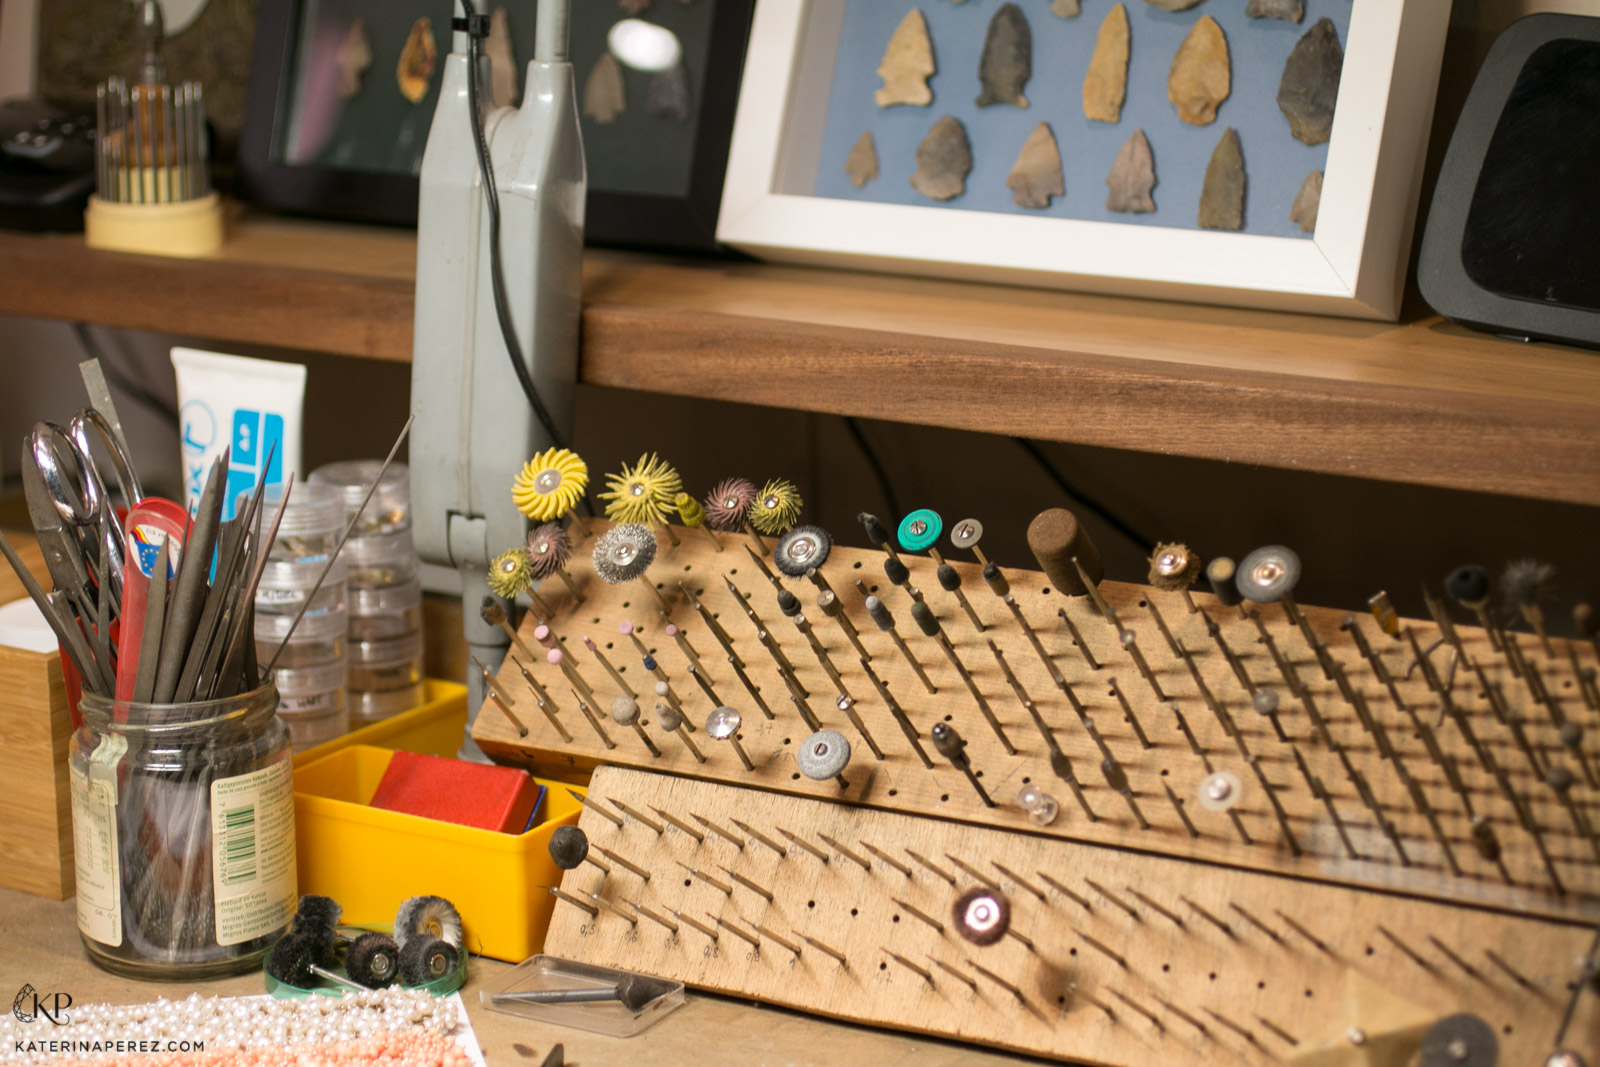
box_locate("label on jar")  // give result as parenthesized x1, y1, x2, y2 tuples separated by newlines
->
(210, 757, 297, 946)
(71, 734, 127, 947)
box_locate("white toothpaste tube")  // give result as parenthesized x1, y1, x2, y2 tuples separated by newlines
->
(171, 347, 306, 519)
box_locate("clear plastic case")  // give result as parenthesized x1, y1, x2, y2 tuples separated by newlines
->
(255, 563, 348, 615)
(260, 481, 346, 565)
(256, 605, 348, 668)
(310, 460, 412, 536)
(342, 529, 420, 589)
(272, 661, 349, 716)
(478, 955, 684, 1037)
(276, 701, 350, 750)
(349, 578, 423, 640)
(349, 682, 427, 723)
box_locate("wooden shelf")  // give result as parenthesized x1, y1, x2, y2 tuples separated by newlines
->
(2, 211, 1596, 507)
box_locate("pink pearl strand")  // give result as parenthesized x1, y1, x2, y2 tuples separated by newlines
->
(53, 1030, 471, 1067)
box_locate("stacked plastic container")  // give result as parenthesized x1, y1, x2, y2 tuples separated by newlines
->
(255, 481, 349, 751)
(310, 461, 426, 725)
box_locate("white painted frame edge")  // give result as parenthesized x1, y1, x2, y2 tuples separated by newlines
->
(717, 0, 1454, 320)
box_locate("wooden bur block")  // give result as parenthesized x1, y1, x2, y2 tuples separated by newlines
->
(476, 521, 1600, 922)
(545, 766, 1599, 1067)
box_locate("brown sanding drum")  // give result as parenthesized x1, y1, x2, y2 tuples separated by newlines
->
(1027, 508, 1103, 596)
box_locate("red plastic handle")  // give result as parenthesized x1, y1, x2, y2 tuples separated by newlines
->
(113, 498, 190, 703)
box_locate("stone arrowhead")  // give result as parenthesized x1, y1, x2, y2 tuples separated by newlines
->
(1198, 127, 1244, 230)
(1247, 0, 1305, 21)
(649, 63, 692, 122)
(1144, 0, 1204, 10)
(910, 116, 972, 201)
(1278, 18, 1343, 145)
(1290, 170, 1322, 232)
(1168, 15, 1230, 125)
(1105, 128, 1156, 214)
(1082, 3, 1130, 123)
(976, 3, 1032, 108)
(1006, 123, 1064, 209)
(584, 52, 626, 124)
(876, 10, 936, 108)
(1053, 0, 1081, 15)
(335, 19, 371, 99)
(845, 131, 879, 189)
(397, 17, 437, 104)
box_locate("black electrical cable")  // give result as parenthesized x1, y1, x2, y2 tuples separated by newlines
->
(72, 323, 180, 426)
(457, 0, 569, 454)
(843, 416, 900, 520)
(1013, 437, 1153, 550)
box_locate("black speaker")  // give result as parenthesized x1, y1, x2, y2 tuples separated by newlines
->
(1418, 13, 1600, 350)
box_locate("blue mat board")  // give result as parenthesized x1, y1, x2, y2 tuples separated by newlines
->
(811, 0, 1351, 238)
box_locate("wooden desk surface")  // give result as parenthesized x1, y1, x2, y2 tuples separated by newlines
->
(0, 889, 1047, 1066)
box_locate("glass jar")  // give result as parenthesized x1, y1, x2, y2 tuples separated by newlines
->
(70, 684, 297, 980)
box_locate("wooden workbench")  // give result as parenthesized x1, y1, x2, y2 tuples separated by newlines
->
(0, 888, 1048, 1066)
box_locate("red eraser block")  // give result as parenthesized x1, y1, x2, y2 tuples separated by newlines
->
(368, 751, 539, 834)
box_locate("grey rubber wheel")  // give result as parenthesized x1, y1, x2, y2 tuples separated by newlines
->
(797, 729, 851, 781)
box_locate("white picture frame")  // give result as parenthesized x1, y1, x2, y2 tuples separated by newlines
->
(717, 0, 1452, 320)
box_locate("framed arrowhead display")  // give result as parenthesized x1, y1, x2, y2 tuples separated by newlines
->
(718, 0, 1450, 319)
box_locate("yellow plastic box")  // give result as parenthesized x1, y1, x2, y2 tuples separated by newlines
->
(293, 743, 582, 963)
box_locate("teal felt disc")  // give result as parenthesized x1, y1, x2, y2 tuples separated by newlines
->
(897, 509, 943, 552)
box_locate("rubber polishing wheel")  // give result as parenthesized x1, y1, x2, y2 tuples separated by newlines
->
(1027, 508, 1102, 596)
(549, 825, 591, 870)
(1444, 564, 1490, 606)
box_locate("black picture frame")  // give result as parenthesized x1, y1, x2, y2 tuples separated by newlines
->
(238, 0, 754, 251)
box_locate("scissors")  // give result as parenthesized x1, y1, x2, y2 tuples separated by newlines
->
(67, 406, 144, 602)
(20, 430, 115, 695)
(68, 406, 144, 512)
(26, 420, 125, 614)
